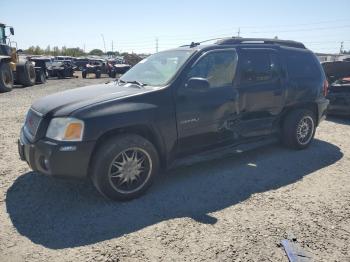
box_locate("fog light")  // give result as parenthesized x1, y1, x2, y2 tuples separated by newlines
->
(39, 156, 50, 171)
(44, 158, 50, 170)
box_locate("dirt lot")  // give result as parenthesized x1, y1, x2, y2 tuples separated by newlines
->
(0, 74, 349, 262)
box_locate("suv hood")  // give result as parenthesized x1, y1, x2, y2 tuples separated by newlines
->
(31, 83, 150, 116)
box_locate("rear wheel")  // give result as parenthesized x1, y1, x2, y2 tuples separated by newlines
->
(39, 70, 46, 84)
(91, 134, 159, 200)
(0, 62, 13, 92)
(109, 71, 117, 78)
(282, 109, 316, 149)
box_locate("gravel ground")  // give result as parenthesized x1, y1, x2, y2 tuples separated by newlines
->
(0, 74, 349, 262)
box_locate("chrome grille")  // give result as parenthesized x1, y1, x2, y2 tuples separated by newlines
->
(24, 109, 42, 137)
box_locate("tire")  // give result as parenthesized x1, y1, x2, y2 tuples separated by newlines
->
(0, 62, 13, 92)
(16, 61, 36, 87)
(96, 71, 101, 78)
(82, 71, 87, 78)
(282, 109, 316, 150)
(91, 134, 160, 201)
(39, 71, 46, 84)
(109, 71, 117, 78)
(57, 70, 64, 79)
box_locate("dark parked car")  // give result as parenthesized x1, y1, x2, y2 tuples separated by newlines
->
(82, 59, 107, 78)
(74, 57, 90, 71)
(48, 60, 76, 78)
(55, 56, 74, 61)
(322, 61, 350, 115)
(108, 60, 131, 77)
(18, 38, 329, 200)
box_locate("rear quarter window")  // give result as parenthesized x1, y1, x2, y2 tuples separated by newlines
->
(285, 51, 320, 80)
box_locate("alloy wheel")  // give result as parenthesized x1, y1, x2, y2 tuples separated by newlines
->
(296, 116, 314, 145)
(108, 147, 152, 194)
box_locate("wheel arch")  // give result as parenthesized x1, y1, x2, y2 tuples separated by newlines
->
(88, 124, 166, 176)
(279, 102, 319, 128)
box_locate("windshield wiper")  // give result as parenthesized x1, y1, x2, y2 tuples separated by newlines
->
(117, 79, 147, 88)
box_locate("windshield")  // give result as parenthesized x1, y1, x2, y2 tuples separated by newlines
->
(120, 50, 195, 86)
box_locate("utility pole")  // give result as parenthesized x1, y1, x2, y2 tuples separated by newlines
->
(340, 41, 344, 54)
(237, 28, 240, 37)
(112, 40, 114, 52)
(156, 37, 159, 53)
(101, 34, 106, 54)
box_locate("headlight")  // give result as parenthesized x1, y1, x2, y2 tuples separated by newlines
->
(46, 117, 84, 141)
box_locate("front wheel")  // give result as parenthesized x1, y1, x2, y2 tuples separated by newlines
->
(91, 134, 160, 200)
(0, 62, 13, 92)
(95, 70, 101, 78)
(282, 109, 316, 149)
(17, 61, 36, 87)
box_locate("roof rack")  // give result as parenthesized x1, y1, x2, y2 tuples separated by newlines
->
(216, 37, 306, 49)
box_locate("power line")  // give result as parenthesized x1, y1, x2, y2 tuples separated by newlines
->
(247, 24, 350, 34)
(143, 19, 350, 40)
(98, 20, 350, 45)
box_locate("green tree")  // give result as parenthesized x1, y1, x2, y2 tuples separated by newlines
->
(25, 46, 36, 54)
(106, 51, 119, 56)
(66, 47, 85, 57)
(89, 49, 104, 56)
(33, 45, 43, 55)
(52, 46, 60, 56)
(45, 45, 51, 55)
(61, 46, 67, 56)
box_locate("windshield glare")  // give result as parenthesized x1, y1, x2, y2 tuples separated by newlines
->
(120, 50, 194, 86)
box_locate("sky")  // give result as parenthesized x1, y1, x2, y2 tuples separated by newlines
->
(1, 0, 350, 54)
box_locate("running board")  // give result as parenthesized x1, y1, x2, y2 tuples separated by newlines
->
(170, 137, 278, 170)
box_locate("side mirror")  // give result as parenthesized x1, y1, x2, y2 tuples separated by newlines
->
(10, 27, 14, 35)
(187, 77, 210, 90)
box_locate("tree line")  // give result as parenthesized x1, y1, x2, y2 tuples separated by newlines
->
(25, 45, 124, 57)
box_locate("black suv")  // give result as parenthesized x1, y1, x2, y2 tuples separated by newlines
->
(18, 38, 329, 200)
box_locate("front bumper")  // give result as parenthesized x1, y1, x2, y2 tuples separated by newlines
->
(316, 97, 329, 124)
(18, 128, 96, 178)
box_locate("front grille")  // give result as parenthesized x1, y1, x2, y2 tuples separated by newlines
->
(24, 108, 42, 137)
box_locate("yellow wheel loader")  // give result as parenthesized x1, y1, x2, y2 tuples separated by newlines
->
(0, 23, 36, 93)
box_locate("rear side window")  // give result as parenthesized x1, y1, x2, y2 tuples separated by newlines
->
(285, 52, 320, 79)
(240, 50, 281, 83)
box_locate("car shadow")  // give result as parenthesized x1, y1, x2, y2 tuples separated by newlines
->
(6, 139, 342, 249)
(326, 115, 350, 125)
